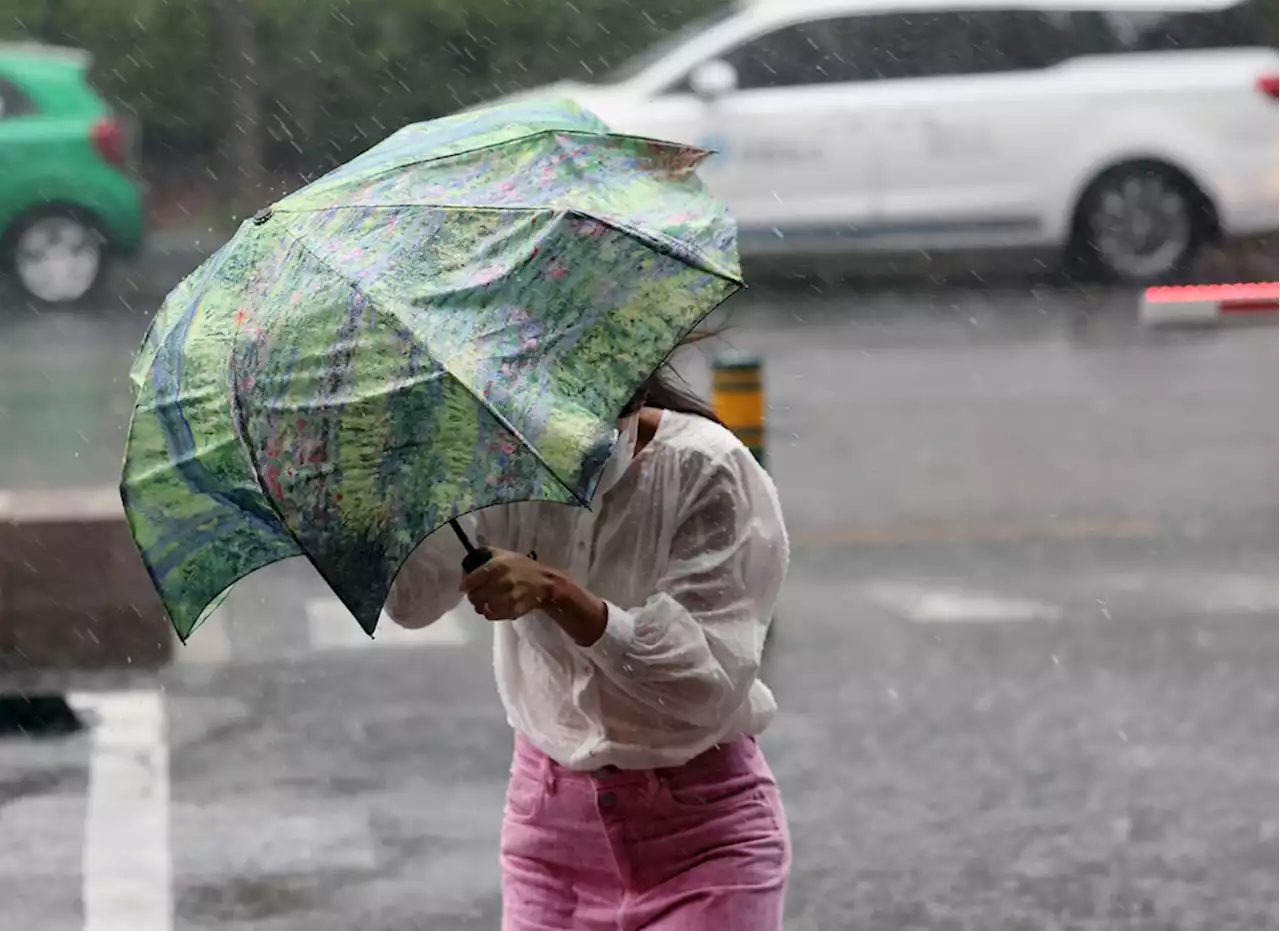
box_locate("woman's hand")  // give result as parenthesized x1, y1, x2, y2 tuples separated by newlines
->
(459, 548, 609, 646)
(459, 549, 549, 621)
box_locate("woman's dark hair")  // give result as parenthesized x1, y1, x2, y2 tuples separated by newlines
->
(620, 327, 725, 425)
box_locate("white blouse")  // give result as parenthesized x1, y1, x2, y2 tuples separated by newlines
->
(386, 410, 789, 771)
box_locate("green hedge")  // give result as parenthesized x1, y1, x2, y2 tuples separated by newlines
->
(3, 0, 726, 173)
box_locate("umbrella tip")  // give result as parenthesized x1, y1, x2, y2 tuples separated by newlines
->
(252, 208, 274, 227)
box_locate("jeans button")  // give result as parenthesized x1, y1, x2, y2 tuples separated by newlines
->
(598, 791, 617, 808)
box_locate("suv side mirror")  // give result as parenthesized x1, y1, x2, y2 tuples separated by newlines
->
(689, 59, 738, 99)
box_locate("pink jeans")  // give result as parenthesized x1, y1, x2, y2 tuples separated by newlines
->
(500, 733, 791, 930)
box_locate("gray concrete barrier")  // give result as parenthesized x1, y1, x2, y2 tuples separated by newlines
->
(0, 488, 172, 687)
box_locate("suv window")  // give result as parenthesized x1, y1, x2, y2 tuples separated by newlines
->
(675, 10, 1111, 91)
(837, 11, 1105, 79)
(671, 1, 1270, 94)
(0, 76, 35, 118)
(718, 19, 861, 89)
(1100, 0, 1278, 51)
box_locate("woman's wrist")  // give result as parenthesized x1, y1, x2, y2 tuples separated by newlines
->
(538, 567, 608, 647)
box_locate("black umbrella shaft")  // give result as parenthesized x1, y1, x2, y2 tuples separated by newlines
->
(450, 518, 494, 574)
(448, 517, 537, 575)
(449, 518, 477, 554)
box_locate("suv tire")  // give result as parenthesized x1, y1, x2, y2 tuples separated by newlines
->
(1068, 162, 1213, 285)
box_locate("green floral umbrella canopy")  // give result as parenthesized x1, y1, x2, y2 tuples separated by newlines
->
(122, 96, 741, 641)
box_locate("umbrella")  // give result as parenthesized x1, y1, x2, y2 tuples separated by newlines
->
(121, 97, 742, 641)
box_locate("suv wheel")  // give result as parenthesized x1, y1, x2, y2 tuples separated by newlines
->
(1071, 164, 1205, 285)
(10, 212, 105, 305)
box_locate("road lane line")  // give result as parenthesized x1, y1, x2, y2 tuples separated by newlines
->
(305, 599, 471, 651)
(69, 690, 171, 931)
(867, 583, 1065, 624)
(791, 517, 1158, 548)
(1179, 574, 1279, 615)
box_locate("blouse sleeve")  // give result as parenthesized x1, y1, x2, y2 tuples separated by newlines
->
(575, 443, 789, 728)
(385, 510, 502, 629)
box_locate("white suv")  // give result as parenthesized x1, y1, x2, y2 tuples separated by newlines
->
(502, 0, 1278, 284)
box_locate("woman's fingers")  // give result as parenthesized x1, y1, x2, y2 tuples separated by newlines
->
(458, 551, 543, 619)
(467, 587, 535, 621)
(468, 586, 511, 618)
(460, 555, 508, 593)
(466, 578, 510, 607)
(459, 562, 491, 593)
(460, 553, 522, 594)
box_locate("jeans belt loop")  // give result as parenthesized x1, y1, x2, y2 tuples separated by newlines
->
(541, 752, 559, 795)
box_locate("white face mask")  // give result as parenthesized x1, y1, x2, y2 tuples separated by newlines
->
(591, 413, 639, 502)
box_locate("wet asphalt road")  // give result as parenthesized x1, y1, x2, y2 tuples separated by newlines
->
(1, 279, 1276, 930)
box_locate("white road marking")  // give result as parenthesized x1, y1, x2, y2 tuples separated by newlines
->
(1179, 573, 1279, 615)
(1082, 570, 1278, 618)
(305, 599, 473, 651)
(172, 614, 232, 665)
(867, 583, 1065, 624)
(69, 690, 171, 931)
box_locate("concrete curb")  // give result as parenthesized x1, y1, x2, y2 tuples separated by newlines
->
(1140, 282, 1280, 327)
(0, 486, 124, 523)
(0, 485, 172, 686)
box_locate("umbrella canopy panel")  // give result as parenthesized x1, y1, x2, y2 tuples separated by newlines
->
(122, 97, 742, 640)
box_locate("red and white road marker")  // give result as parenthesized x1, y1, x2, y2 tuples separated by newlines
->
(1141, 281, 1279, 326)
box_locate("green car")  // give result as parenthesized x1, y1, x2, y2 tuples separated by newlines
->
(0, 43, 145, 304)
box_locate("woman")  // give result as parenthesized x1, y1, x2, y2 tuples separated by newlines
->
(387, 361, 790, 931)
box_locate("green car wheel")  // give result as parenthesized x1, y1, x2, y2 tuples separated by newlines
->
(10, 209, 106, 304)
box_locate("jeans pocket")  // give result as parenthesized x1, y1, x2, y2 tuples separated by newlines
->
(656, 778, 789, 873)
(503, 768, 546, 822)
(662, 773, 771, 817)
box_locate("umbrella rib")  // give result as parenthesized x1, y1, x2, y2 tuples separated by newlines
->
(291, 128, 595, 204)
(575, 211, 742, 285)
(274, 203, 743, 287)
(277, 223, 593, 509)
(291, 127, 682, 204)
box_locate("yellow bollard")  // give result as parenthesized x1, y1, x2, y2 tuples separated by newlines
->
(712, 356, 765, 468)
(713, 355, 777, 646)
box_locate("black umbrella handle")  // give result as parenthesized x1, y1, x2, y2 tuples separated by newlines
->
(449, 518, 535, 575)
(462, 546, 494, 575)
